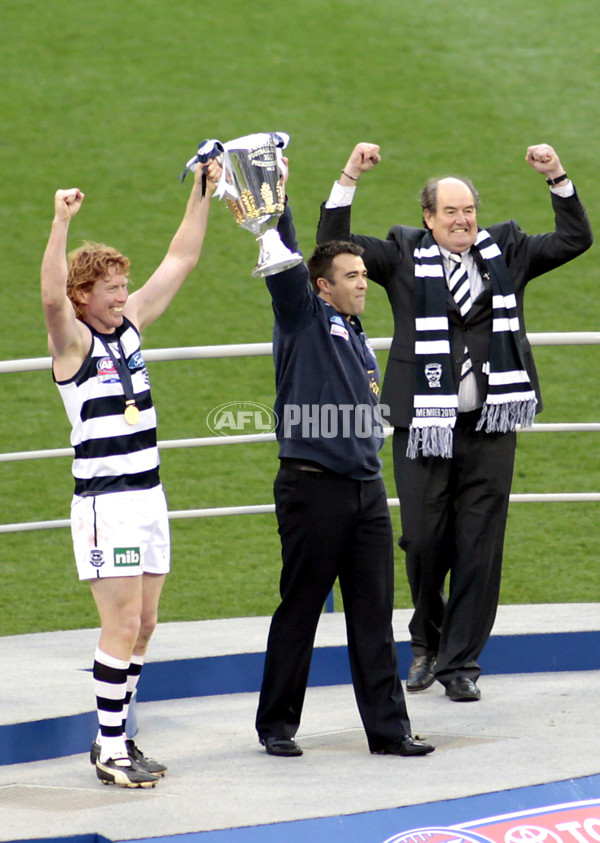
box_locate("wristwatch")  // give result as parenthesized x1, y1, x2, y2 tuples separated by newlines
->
(546, 173, 568, 186)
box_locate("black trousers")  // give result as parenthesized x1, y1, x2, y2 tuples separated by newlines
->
(393, 412, 517, 684)
(255, 465, 411, 751)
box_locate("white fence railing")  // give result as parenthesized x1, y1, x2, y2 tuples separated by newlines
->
(1, 332, 598, 534)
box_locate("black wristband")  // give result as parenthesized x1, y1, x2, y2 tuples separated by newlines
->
(341, 169, 359, 182)
(546, 173, 568, 186)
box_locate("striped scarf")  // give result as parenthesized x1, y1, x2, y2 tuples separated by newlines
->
(408, 229, 537, 459)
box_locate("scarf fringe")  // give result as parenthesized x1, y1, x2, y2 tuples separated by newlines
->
(476, 398, 537, 433)
(407, 425, 454, 459)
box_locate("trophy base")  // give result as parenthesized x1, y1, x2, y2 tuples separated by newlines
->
(252, 253, 303, 278)
(251, 229, 303, 278)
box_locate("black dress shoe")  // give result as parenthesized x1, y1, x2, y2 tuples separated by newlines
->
(406, 654, 437, 691)
(259, 736, 303, 757)
(371, 735, 435, 756)
(445, 677, 481, 702)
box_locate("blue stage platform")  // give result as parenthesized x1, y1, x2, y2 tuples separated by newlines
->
(0, 605, 598, 843)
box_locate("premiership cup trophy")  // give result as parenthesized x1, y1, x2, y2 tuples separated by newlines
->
(181, 132, 302, 277)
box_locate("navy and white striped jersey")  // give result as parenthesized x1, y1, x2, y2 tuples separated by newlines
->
(55, 317, 160, 495)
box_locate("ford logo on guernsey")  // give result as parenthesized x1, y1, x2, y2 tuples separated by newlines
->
(128, 351, 145, 370)
(206, 401, 277, 437)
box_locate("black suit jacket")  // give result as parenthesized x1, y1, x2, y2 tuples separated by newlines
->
(317, 191, 592, 428)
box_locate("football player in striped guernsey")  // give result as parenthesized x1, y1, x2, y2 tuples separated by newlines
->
(41, 157, 221, 787)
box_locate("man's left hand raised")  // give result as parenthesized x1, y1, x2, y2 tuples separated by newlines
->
(525, 143, 566, 181)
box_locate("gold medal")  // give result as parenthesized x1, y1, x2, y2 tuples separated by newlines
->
(124, 401, 141, 426)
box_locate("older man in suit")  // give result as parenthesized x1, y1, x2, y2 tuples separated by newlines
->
(317, 143, 592, 701)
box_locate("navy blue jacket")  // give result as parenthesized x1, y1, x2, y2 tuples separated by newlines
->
(265, 205, 385, 479)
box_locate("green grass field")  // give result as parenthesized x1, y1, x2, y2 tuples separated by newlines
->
(0, 0, 598, 636)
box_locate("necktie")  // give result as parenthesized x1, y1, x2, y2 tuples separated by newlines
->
(448, 253, 473, 382)
(448, 253, 472, 316)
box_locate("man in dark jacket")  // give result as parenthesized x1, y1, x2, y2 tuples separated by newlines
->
(255, 177, 434, 759)
(317, 143, 592, 702)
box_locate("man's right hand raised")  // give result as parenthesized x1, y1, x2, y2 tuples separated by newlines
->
(340, 143, 381, 186)
(54, 188, 85, 222)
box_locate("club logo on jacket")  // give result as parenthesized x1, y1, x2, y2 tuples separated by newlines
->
(368, 369, 380, 396)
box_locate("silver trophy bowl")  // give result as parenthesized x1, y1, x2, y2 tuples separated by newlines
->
(217, 132, 302, 277)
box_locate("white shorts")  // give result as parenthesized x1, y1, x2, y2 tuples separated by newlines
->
(71, 485, 171, 581)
